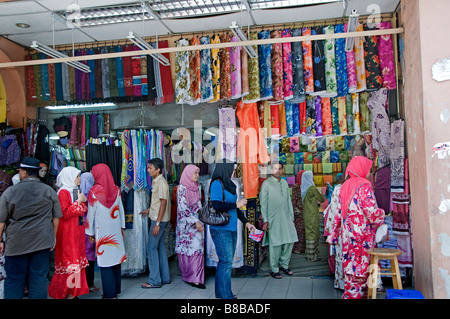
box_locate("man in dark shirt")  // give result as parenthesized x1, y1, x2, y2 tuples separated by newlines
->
(0, 157, 62, 299)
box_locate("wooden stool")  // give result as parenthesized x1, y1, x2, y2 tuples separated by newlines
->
(367, 248, 402, 299)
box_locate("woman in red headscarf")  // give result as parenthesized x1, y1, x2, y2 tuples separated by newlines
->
(291, 170, 306, 254)
(85, 164, 126, 299)
(326, 156, 385, 299)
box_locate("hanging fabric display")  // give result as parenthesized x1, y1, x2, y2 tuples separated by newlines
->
(122, 45, 135, 97)
(258, 29, 273, 100)
(115, 46, 125, 98)
(377, 21, 397, 90)
(241, 40, 250, 98)
(282, 28, 294, 101)
(311, 26, 326, 96)
(218, 106, 237, 162)
(244, 32, 261, 103)
(220, 33, 232, 100)
(154, 40, 174, 105)
(270, 29, 284, 101)
(200, 35, 214, 102)
(363, 24, 383, 91)
(210, 34, 221, 103)
(320, 97, 331, 136)
(353, 24, 367, 93)
(291, 28, 306, 103)
(305, 95, 316, 135)
(323, 25, 338, 98)
(359, 92, 370, 132)
(278, 102, 287, 137)
(345, 94, 354, 134)
(270, 102, 280, 137)
(130, 46, 141, 97)
(291, 102, 300, 136)
(334, 23, 349, 97)
(337, 96, 348, 135)
(302, 27, 314, 94)
(230, 35, 242, 99)
(175, 38, 191, 104)
(299, 101, 307, 134)
(352, 93, 361, 134)
(108, 47, 119, 98)
(189, 36, 201, 105)
(330, 97, 340, 135)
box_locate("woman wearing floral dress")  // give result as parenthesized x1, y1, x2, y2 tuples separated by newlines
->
(175, 165, 205, 289)
(327, 156, 385, 299)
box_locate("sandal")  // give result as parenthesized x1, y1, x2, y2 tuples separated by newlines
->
(141, 282, 162, 289)
(270, 272, 282, 279)
(280, 267, 293, 276)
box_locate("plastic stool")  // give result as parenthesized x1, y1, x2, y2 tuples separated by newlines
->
(367, 248, 402, 299)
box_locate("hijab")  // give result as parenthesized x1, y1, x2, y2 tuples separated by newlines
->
(179, 164, 201, 207)
(80, 172, 95, 197)
(339, 156, 372, 219)
(88, 163, 119, 208)
(56, 166, 81, 202)
(211, 162, 236, 194)
(301, 171, 315, 200)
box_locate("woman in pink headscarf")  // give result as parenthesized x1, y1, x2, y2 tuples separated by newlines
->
(175, 165, 205, 289)
(326, 156, 385, 299)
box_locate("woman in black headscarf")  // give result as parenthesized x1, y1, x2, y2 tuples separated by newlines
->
(209, 162, 256, 299)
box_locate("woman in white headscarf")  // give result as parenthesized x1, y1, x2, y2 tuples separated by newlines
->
(301, 171, 325, 262)
(48, 167, 89, 299)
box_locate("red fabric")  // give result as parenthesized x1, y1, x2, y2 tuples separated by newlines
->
(158, 40, 174, 104)
(339, 156, 372, 219)
(296, 170, 305, 186)
(48, 189, 89, 299)
(122, 45, 134, 97)
(89, 163, 120, 208)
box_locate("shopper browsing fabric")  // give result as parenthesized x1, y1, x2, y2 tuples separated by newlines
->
(140, 158, 171, 289)
(0, 157, 62, 299)
(175, 164, 205, 289)
(326, 156, 385, 299)
(79, 172, 99, 292)
(301, 170, 325, 262)
(48, 166, 89, 299)
(291, 170, 306, 254)
(86, 164, 126, 299)
(323, 173, 345, 290)
(209, 162, 256, 299)
(260, 163, 298, 279)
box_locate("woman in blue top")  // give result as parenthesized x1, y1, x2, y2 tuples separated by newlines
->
(209, 162, 256, 299)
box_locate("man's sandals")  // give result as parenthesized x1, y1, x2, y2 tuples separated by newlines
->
(270, 267, 293, 279)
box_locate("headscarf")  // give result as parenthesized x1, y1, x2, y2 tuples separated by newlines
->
(339, 156, 373, 219)
(296, 170, 305, 186)
(179, 164, 201, 207)
(80, 172, 95, 197)
(301, 171, 315, 200)
(211, 162, 236, 194)
(88, 163, 119, 208)
(56, 166, 81, 202)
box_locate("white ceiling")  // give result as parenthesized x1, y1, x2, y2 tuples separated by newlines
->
(0, 0, 400, 49)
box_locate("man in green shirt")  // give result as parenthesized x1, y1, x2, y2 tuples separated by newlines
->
(260, 163, 298, 279)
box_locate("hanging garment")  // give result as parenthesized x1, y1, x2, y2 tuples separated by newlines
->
(154, 40, 174, 105)
(284, 102, 294, 137)
(31, 54, 42, 101)
(230, 35, 242, 99)
(244, 32, 261, 102)
(101, 47, 111, 98)
(390, 119, 405, 193)
(262, 100, 272, 137)
(291, 102, 300, 136)
(337, 96, 348, 135)
(219, 33, 232, 100)
(320, 97, 331, 136)
(236, 101, 270, 198)
(270, 29, 284, 101)
(86, 48, 96, 99)
(108, 47, 119, 98)
(323, 25, 338, 98)
(210, 35, 221, 103)
(291, 28, 306, 103)
(353, 24, 367, 92)
(282, 28, 294, 101)
(189, 36, 201, 105)
(271, 102, 281, 137)
(278, 102, 288, 137)
(74, 50, 83, 101)
(359, 92, 370, 132)
(139, 49, 148, 96)
(115, 46, 125, 97)
(367, 88, 390, 167)
(241, 40, 250, 97)
(363, 24, 383, 91)
(131, 46, 142, 97)
(25, 55, 36, 101)
(331, 97, 340, 135)
(89, 114, 98, 139)
(258, 30, 273, 100)
(218, 107, 237, 163)
(175, 38, 191, 104)
(377, 22, 397, 90)
(351, 93, 361, 134)
(305, 95, 316, 135)
(302, 27, 314, 94)
(48, 62, 56, 101)
(299, 101, 307, 134)
(334, 24, 349, 97)
(123, 45, 136, 97)
(94, 48, 105, 99)
(200, 35, 214, 102)
(61, 61, 70, 101)
(311, 27, 326, 96)
(345, 94, 354, 134)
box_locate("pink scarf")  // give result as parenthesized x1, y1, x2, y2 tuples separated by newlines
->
(179, 164, 201, 208)
(339, 156, 372, 219)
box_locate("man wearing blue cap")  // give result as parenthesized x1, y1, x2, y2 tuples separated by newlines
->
(0, 157, 62, 299)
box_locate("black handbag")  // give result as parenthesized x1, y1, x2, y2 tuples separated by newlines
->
(198, 179, 230, 226)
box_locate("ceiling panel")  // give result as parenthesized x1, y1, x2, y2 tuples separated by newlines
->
(0, 0, 46, 16)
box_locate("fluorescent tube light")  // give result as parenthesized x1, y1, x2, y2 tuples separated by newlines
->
(30, 41, 91, 73)
(229, 21, 258, 59)
(127, 32, 170, 66)
(45, 102, 116, 110)
(345, 9, 359, 52)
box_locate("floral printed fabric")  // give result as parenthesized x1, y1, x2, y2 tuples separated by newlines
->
(363, 24, 383, 91)
(291, 28, 306, 103)
(323, 25, 338, 98)
(334, 24, 349, 97)
(315, 96, 323, 136)
(346, 94, 354, 134)
(189, 36, 201, 105)
(244, 32, 261, 102)
(270, 29, 284, 101)
(359, 92, 370, 132)
(220, 33, 232, 100)
(344, 23, 358, 93)
(329, 183, 385, 278)
(377, 22, 397, 90)
(354, 24, 367, 92)
(210, 35, 221, 103)
(352, 93, 361, 134)
(302, 27, 314, 94)
(200, 35, 213, 102)
(282, 28, 294, 100)
(175, 38, 191, 104)
(305, 95, 316, 135)
(311, 26, 326, 96)
(258, 30, 273, 100)
(321, 97, 332, 136)
(241, 43, 250, 97)
(230, 35, 242, 99)
(337, 96, 348, 135)
(331, 97, 340, 135)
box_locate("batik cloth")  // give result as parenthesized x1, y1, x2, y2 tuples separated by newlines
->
(377, 22, 397, 90)
(282, 28, 294, 100)
(335, 24, 349, 97)
(244, 32, 261, 102)
(270, 29, 284, 101)
(200, 35, 214, 102)
(302, 27, 314, 93)
(220, 33, 232, 100)
(258, 30, 273, 100)
(352, 93, 361, 134)
(353, 24, 367, 92)
(175, 38, 191, 104)
(331, 97, 340, 135)
(359, 92, 370, 132)
(311, 27, 326, 96)
(323, 25, 338, 98)
(363, 24, 383, 91)
(321, 97, 332, 136)
(210, 35, 221, 103)
(218, 107, 237, 163)
(291, 28, 306, 103)
(305, 95, 316, 135)
(189, 36, 201, 105)
(230, 35, 242, 99)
